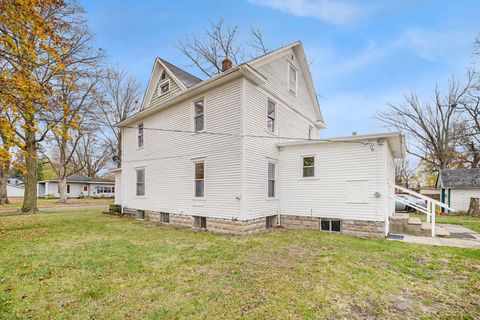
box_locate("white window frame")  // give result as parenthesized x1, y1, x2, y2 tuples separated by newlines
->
(267, 159, 277, 199)
(137, 123, 144, 148)
(193, 159, 205, 199)
(266, 98, 276, 135)
(158, 79, 170, 96)
(135, 167, 146, 197)
(301, 155, 316, 178)
(288, 62, 297, 95)
(193, 97, 205, 132)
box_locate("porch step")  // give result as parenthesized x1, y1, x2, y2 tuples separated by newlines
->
(408, 217, 422, 225)
(389, 213, 449, 237)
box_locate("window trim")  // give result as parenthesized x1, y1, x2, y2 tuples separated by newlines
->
(266, 98, 277, 135)
(137, 123, 144, 149)
(193, 158, 206, 199)
(158, 79, 170, 96)
(135, 167, 146, 197)
(320, 218, 341, 233)
(288, 62, 297, 95)
(301, 154, 316, 179)
(193, 97, 205, 133)
(267, 159, 277, 199)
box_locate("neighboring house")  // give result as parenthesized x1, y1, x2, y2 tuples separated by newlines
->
(436, 168, 480, 212)
(7, 178, 24, 197)
(37, 176, 115, 198)
(114, 41, 406, 238)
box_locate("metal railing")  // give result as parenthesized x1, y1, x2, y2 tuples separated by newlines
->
(389, 183, 455, 237)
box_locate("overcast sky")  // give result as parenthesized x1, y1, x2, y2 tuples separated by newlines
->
(80, 0, 479, 137)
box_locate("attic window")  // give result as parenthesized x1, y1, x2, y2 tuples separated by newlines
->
(161, 71, 166, 80)
(288, 64, 297, 94)
(159, 81, 170, 95)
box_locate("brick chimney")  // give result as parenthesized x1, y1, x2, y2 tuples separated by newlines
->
(221, 56, 232, 72)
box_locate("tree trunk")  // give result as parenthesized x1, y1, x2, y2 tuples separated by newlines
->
(58, 175, 68, 203)
(58, 136, 68, 203)
(468, 198, 480, 216)
(21, 130, 38, 213)
(0, 163, 8, 205)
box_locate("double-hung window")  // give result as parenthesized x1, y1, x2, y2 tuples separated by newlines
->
(194, 161, 205, 197)
(302, 156, 315, 178)
(138, 123, 144, 148)
(267, 99, 276, 133)
(136, 168, 145, 196)
(194, 99, 204, 132)
(268, 162, 276, 198)
(288, 64, 297, 94)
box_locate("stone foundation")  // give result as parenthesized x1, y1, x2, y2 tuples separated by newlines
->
(120, 207, 385, 238)
(280, 215, 385, 238)
(122, 207, 268, 235)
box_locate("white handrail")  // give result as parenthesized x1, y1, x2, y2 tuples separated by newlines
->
(391, 184, 455, 237)
(390, 183, 455, 212)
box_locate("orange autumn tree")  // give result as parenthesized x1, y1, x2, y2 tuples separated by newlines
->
(0, 0, 75, 212)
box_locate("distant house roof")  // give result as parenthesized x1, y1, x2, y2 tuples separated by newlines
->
(437, 169, 480, 189)
(38, 176, 114, 184)
(159, 58, 202, 89)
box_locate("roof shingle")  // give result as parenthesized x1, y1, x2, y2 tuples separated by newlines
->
(438, 169, 480, 189)
(159, 58, 202, 89)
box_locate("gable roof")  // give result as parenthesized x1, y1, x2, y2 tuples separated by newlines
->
(158, 58, 202, 89)
(121, 41, 325, 127)
(247, 41, 325, 126)
(437, 169, 480, 189)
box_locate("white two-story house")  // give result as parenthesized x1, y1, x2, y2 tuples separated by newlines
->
(114, 42, 405, 238)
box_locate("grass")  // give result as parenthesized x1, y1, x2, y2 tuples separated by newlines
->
(412, 213, 480, 233)
(1, 211, 480, 319)
(0, 197, 112, 213)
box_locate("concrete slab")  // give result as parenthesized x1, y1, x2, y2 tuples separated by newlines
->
(392, 234, 480, 249)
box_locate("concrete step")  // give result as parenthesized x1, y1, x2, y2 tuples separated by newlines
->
(408, 217, 422, 225)
(421, 222, 450, 237)
(391, 213, 409, 221)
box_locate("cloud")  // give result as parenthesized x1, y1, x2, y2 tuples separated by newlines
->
(306, 27, 475, 84)
(248, 0, 375, 26)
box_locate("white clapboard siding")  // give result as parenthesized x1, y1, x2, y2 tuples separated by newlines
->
(242, 78, 319, 219)
(449, 189, 480, 212)
(148, 74, 183, 108)
(252, 48, 318, 122)
(122, 79, 243, 219)
(278, 141, 388, 222)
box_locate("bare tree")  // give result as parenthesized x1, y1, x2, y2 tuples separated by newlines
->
(249, 27, 268, 55)
(177, 19, 243, 77)
(177, 19, 271, 77)
(376, 76, 473, 171)
(395, 158, 418, 189)
(93, 67, 140, 165)
(73, 132, 111, 177)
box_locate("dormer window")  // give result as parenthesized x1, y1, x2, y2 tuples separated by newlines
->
(288, 63, 297, 94)
(159, 80, 170, 96)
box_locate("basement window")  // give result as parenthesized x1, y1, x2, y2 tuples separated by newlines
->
(320, 219, 341, 232)
(193, 216, 207, 229)
(137, 210, 145, 220)
(266, 215, 277, 229)
(160, 212, 169, 223)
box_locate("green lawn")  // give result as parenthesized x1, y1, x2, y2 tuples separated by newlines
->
(1, 211, 479, 319)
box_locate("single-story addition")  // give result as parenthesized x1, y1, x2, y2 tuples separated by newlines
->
(436, 168, 480, 212)
(113, 41, 406, 238)
(37, 176, 115, 198)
